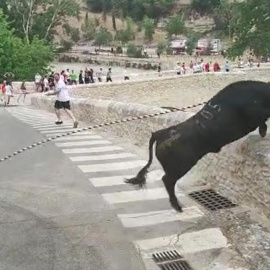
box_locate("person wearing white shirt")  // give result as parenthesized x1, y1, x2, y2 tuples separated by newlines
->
(175, 62, 181, 75)
(35, 73, 42, 92)
(43, 75, 49, 92)
(46, 73, 78, 128)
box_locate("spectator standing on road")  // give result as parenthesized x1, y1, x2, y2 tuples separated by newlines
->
(17, 80, 29, 104)
(123, 68, 130, 80)
(48, 72, 55, 90)
(90, 68, 94, 83)
(96, 68, 103, 82)
(66, 69, 71, 85)
(181, 63, 186, 75)
(4, 81, 14, 106)
(224, 61, 230, 72)
(46, 73, 78, 128)
(0, 80, 6, 103)
(35, 73, 42, 92)
(4, 72, 14, 86)
(175, 62, 181, 75)
(79, 70, 84, 84)
(84, 68, 90, 84)
(158, 63, 161, 76)
(213, 61, 221, 72)
(106, 68, 112, 82)
(205, 62, 210, 72)
(70, 70, 77, 85)
(43, 75, 49, 92)
(189, 60, 194, 70)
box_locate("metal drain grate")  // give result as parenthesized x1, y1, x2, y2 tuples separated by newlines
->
(152, 250, 193, 270)
(189, 189, 236, 211)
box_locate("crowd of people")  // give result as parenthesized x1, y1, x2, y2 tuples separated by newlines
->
(33, 67, 125, 92)
(174, 59, 229, 75)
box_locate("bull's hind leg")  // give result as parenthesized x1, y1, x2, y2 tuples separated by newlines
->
(162, 174, 183, 212)
(259, 123, 267, 138)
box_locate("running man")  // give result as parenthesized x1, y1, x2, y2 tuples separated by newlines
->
(46, 73, 78, 128)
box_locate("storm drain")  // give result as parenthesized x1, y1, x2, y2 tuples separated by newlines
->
(189, 189, 236, 211)
(152, 250, 193, 270)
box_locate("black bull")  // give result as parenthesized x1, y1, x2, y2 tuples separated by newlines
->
(125, 81, 270, 212)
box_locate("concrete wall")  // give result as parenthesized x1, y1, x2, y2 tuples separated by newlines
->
(31, 95, 270, 219)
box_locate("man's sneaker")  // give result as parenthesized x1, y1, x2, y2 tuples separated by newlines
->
(73, 121, 79, 128)
(55, 121, 63, 125)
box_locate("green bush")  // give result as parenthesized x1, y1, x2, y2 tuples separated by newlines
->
(94, 27, 113, 47)
(142, 16, 155, 42)
(70, 28, 80, 43)
(126, 42, 142, 58)
(165, 14, 185, 37)
(156, 40, 168, 55)
(60, 40, 74, 51)
(116, 46, 123, 54)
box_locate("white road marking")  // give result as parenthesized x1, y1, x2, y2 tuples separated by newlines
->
(35, 126, 76, 131)
(89, 170, 163, 187)
(135, 228, 229, 253)
(62, 146, 123, 154)
(55, 135, 102, 141)
(118, 206, 204, 227)
(56, 140, 112, 147)
(79, 160, 146, 173)
(70, 152, 135, 162)
(102, 187, 183, 204)
(41, 129, 80, 134)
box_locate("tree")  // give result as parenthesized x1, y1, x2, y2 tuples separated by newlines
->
(165, 14, 186, 37)
(142, 16, 155, 41)
(81, 12, 97, 41)
(185, 30, 199, 55)
(126, 42, 142, 57)
(6, 0, 43, 43)
(0, 10, 54, 80)
(156, 40, 167, 55)
(70, 28, 80, 43)
(213, 0, 234, 34)
(85, 0, 174, 23)
(42, 0, 80, 40)
(139, 0, 174, 23)
(115, 16, 135, 43)
(94, 27, 113, 47)
(191, 0, 221, 15)
(2, 0, 80, 42)
(227, 0, 270, 59)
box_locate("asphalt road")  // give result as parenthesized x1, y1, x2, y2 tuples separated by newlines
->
(1, 103, 256, 270)
(0, 106, 146, 270)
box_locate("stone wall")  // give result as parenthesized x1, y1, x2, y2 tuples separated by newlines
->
(58, 53, 162, 70)
(31, 94, 270, 219)
(71, 68, 270, 108)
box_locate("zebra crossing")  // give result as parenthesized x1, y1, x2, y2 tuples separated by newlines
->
(8, 106, 242, 270)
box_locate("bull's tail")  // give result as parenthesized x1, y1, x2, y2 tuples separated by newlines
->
(125, 133, 156, 189)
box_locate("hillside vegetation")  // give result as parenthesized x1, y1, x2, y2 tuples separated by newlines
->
(0, 0, 269, 80)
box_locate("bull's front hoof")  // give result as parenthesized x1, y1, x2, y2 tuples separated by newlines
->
(259, 125, 267, 138)
(170, 200, 183, 213)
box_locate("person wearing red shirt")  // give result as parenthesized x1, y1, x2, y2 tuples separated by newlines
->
(0, 80, 6, 103)
(213, 61, 220, 72)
